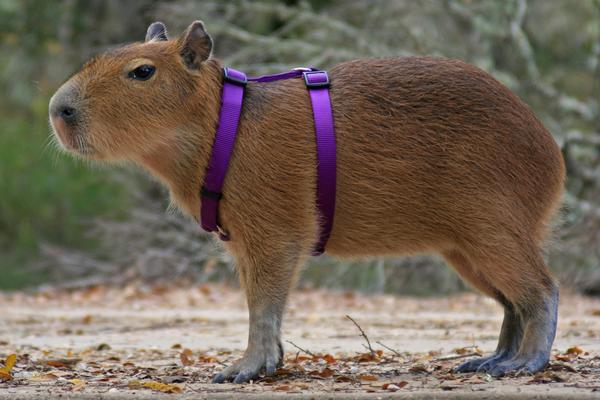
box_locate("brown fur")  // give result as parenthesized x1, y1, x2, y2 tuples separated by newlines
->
(49, 22, 565, 381)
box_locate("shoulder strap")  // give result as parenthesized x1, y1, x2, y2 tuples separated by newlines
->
(200, 67, 247, 240)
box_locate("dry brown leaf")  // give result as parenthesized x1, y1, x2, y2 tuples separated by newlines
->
(40, 358, 81, 368)
(360, 374, 379, 381)
(566, 346, 584, 355)
(321, 354, 336, 364)
(180, 351, 193, 366)
(129, 380, 183, 393)
(0, 354, 16, 381)
(309, 367, 334, 378)
(198, 354, 218, 363)
(144, 381, 183, 393)
(529, 371, 567, 384)
(409, 363, 431, 373)
(0, 371, 12, 382)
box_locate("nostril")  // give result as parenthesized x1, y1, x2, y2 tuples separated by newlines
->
(59, 106, 76, 121)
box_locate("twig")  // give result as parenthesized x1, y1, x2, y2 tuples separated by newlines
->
(435, 352, 481, 361)
(376, 341, 402, 357)
(285, 340, 315, 357)
(346, 315, 375, 357)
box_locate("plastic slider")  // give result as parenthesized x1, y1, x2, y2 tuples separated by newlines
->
(223, 67, 248, 86)
(303, 71, 330, 88)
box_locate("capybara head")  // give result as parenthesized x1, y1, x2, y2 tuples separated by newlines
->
(49, 21, 216, 161)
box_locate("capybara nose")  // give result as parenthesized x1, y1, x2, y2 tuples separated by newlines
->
(54, 105, 77, 123)
(49, 81, 80, 125)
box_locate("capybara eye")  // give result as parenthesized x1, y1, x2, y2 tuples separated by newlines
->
(128, 64, 155, 81)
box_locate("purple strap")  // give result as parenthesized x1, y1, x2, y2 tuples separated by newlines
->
(200, 67, 336, 255)
(200, 67, 247, 240)
(303, 71, 336, 255)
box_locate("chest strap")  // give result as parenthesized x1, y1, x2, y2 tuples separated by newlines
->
(200, 67, 336, 256)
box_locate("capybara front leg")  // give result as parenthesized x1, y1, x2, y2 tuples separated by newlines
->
(212, 249, 300, 384)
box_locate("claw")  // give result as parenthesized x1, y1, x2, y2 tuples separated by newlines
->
(211, 373, 227, 384)
(233, 371, 258, 384)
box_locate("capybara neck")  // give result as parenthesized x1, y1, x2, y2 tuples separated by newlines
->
(137, 58, 223, 219)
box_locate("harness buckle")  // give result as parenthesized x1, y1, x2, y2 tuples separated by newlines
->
(223, 67, 248, 86)
(303, 70, 330, 88)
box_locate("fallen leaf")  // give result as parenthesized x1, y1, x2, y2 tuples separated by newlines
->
(40, 358, 81, 368)
(309, 367, 334, 378)
(529, 371, 567, 384)
(0, 354, 16, 381)
(409, 363, 431, 373)
(360, 374, 379, 381)
(129, 380, 183, 393)
(96, 343, 111, 351)
(180, 351, 193, 366)
(566, 346, 584, 355)
(144, 381, 183, 393)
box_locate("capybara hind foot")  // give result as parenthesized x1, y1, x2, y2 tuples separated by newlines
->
(489, 285, 558, 377)
(455, 304, 523, 373)
(488, 353, 550, 377)
(212, 340, 283, 384)
(455, 351, 513, 373)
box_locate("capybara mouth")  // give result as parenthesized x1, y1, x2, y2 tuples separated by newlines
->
(50, 118, 97, 157)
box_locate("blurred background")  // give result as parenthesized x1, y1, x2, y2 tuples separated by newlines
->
(0, 0, 598, 295)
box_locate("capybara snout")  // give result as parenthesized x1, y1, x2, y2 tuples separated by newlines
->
(50, 20, 565, 383)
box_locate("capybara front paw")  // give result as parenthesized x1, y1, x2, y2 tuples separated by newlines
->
(212, 342, 283, 384)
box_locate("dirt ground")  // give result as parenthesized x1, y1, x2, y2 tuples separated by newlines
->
(0, 284, 599, 399)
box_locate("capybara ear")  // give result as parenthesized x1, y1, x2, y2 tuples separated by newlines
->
(178, 20, 213, 69)
(145, 21, 168, 42)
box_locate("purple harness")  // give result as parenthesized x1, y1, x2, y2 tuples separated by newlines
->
(200, 67, 336, 256)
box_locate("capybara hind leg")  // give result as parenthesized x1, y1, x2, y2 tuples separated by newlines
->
(459, 242, 557, 376)
(212, 246, 302, 384)
(489, 279, 558, 376)
(443, 250, 523, 373)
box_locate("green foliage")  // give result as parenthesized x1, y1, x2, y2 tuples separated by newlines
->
(0, 108, 130, 289)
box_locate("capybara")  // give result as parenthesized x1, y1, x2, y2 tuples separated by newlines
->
(49, 21, 565, 383)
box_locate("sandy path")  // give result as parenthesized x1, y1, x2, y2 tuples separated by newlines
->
(0, 284, 599, 398)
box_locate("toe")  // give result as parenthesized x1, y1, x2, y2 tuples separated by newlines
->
(212, 373, 227, 384)
(233, 370, 259, 384)
(455, 357, 485, 373)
